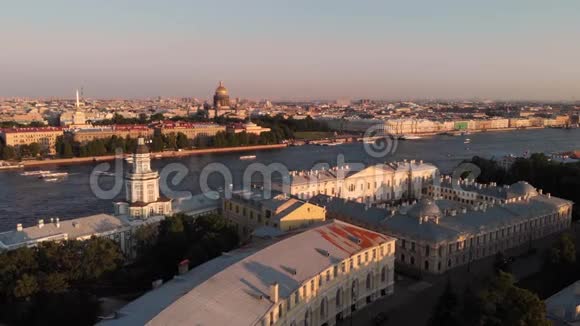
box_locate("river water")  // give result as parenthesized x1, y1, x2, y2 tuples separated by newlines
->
(1, 128, 579, 231)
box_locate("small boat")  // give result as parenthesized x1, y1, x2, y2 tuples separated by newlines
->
(39, 172, 68, 179)
(43, 177, 60, 182)
(21, 170, 52, 176)
(464, 138, 471, 144)
(240, 155, 257, 160)
(399, 135, 422, 140)
(94, 171, 116, 177)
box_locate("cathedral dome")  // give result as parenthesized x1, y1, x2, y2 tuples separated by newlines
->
(407, 198, 442, 219)
(215, 81, 229, 96)
(508, 181, 538, 197)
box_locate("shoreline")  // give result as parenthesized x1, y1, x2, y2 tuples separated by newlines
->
(15, 144, 287, 168)
(1, 127, 576, 169)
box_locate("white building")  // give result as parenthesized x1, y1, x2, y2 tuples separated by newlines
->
(315, 179, 573, 274)
(114, 138, 172, 218)
(0, 214, 133, 253)
(273, 160, 438, 204)
(99, 220, 396, 326)
(545, 280, 580, 325)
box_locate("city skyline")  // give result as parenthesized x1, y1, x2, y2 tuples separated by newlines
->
(1, 1, 580, 101)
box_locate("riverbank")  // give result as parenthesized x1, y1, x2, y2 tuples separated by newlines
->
(17, 143, 287, 168)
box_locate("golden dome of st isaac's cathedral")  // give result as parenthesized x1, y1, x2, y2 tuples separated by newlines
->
(215, 81, 228, 96)
(213, 81, 231, 108)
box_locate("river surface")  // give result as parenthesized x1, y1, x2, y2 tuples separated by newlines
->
(1, 128, 579, 231)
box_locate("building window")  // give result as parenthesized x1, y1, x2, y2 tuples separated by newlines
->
(381, 267, 386, 282)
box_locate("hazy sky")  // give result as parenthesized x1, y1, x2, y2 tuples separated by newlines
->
(1, 1, 579, 100)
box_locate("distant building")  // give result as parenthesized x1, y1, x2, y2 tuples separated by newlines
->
(0, 214, 132, 252)
(114, 138, 172, 219)
(153, 121, 225, 140)
(206, 81, 247, 119)
(223, 189, 326, 239)
(99, 220, 396, 326)
(226, 121, 271, 135)
(273, 160, 438, 204)
(0, 127, 63, 154)
(213, 81, 230, 109)
(71, 125, 153, 144)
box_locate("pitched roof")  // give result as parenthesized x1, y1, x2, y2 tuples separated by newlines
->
(101, 220, 393, 326)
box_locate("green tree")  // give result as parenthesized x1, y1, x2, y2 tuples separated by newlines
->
(428, 279, 459, 326)
(151, 134, 164, 152)
(478, 272, 550, 326)
(176, 132, 189, 149)
(555, 233, 576, 265)
(150, 113, 165, 121)
(1, 145, 17, 160)
(62, 142, 74, 158)
(13, 274, 39, 299)
(28, 142, 41, 157)
(40, 273, 69, 294)
(164, 133, 177, 150)
(79, 237, 123, 281)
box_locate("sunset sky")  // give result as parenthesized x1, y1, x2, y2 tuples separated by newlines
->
(1, 0, 579, 100)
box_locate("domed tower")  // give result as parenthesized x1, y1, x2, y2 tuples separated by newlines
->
(213, 81, 230, 108)
(113, 138, 172, 219)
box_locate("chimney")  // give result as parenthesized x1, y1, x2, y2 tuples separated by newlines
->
(38, 219, 44, 229)
(16, 224, 23, 232)
(270, 283, 279, 303)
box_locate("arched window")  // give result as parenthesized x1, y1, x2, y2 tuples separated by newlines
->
(381, 266, 386, 282)
(336, 288, 342, 307)
(320, 297, 328, 320)
(351, 279, 358, 301)
(424, 260, 429, 271)
(304, 309, 311, 326)
(366, 272, 372, 290)
(410, 256, 415, 265)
